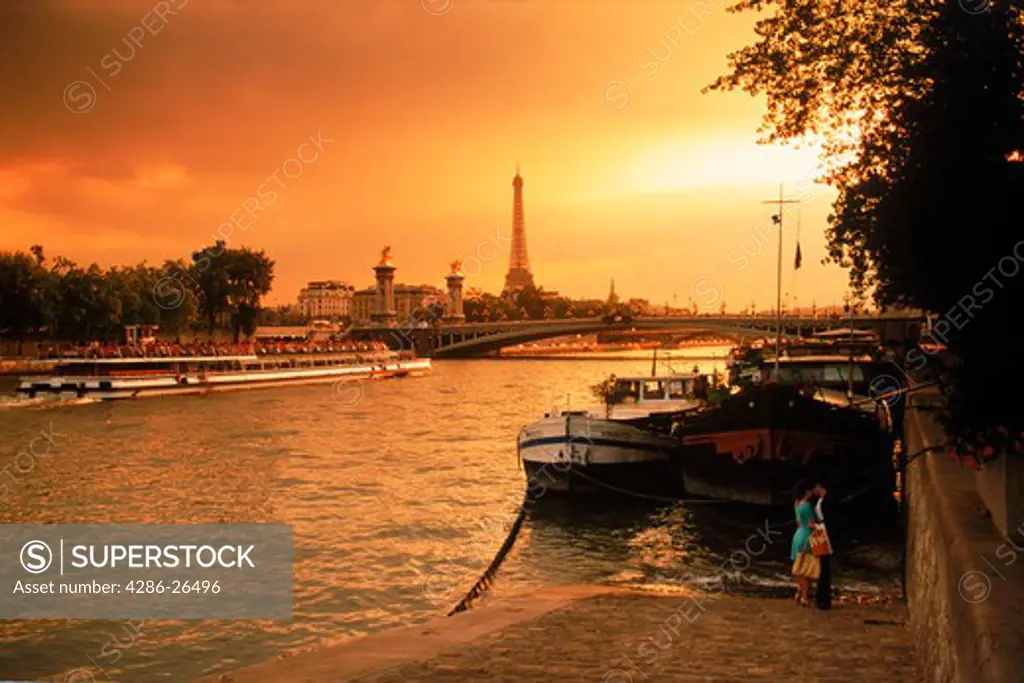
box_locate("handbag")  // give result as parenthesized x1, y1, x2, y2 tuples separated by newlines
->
(791, 537, 821, 579)
(809, 524, 833, 557)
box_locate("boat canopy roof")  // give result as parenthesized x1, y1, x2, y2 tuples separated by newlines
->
(612, 372, 698, 383)
(775, 354, 876, 364)
(608, 374, 701, 405)
(54, 355, 259, 364)
(813, 328, 878, 339)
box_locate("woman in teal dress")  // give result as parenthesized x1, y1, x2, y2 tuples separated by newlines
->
(791, 481, 818, 606)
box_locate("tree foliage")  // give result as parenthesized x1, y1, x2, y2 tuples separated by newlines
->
(710, 0, 1024, 441)
(0, 243, 273, 343)
(258, 304, 308, 326)
(0, 249, 50, 342)
(590, 374, 625, 418)
(463, 285, 624, 322)
(189, 242, 275, 340)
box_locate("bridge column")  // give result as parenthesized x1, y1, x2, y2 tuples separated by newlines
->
(404, 329, 432, 356)
(371, 247, 397, 326)
(444, 262, 466, 322)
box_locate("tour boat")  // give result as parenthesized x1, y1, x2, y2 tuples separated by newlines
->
(518, 373, 703, 495)
(16, 352, 431, 400)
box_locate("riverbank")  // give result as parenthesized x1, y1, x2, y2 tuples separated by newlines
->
(198, 585, 916, 682)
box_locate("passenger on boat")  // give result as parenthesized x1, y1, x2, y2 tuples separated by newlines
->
(40, 337, 389, 360)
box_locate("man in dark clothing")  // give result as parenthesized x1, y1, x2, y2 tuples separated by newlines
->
(813, 481, 834, 609)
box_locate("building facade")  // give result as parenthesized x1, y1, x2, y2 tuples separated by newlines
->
(351, 287, 377, 323)
(350, 284, 444, 324)
(297, 281, 355, 320)
(396, 284, 444, 321)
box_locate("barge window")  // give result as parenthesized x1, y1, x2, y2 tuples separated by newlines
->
(614, 380, 641, 404)
(822, 367, 842, 383)
(824, 365, 866, 384)
(643, 380, 666, 400)
(668, 380, 687, 399)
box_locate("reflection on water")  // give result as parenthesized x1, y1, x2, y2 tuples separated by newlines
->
(0, 350, 900, 682)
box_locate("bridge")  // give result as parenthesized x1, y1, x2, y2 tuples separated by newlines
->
(349, 313, 926, 358)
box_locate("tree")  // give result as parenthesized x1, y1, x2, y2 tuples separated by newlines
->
(0, 250, 51, 351)
(154, 259, 200, 335)
(709, 0, 1024, 445)
(225, 247, 275, 341)
(259, 305, 306, 326)
(188, 242, 274, 339)
(191, 241, 233, 334)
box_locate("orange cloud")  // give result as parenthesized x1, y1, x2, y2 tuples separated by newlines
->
(0, 0, 854, 307)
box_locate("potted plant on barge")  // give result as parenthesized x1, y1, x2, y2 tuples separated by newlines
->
(591, 374, 624, 418)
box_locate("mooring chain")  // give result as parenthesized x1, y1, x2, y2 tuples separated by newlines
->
(447, 490, 533, 616)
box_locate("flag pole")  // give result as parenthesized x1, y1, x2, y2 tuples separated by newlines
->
(761, 185, 800, 379)
(775, 185, 783, 377)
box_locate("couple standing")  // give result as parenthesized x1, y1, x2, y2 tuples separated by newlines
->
(790, 480, 833, 609)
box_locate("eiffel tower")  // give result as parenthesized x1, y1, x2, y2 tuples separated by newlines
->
(503, 166, 535, 293)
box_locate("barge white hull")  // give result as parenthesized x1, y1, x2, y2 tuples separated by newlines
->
(518, 412, 682, 494)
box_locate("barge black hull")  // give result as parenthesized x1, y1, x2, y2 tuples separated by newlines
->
(674, 384, 895, 507)
(523, 460, 681, 498)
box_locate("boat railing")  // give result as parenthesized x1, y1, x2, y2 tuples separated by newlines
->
(35, 340, 396, 360)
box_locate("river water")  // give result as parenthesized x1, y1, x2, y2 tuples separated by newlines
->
(0, 349, 902, 682)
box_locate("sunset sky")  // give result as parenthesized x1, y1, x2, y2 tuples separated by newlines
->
(1, 0, 854, 310)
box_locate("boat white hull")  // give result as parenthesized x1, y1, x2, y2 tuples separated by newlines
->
(518, 413, 681, 495)
(17, 359, 431, 401)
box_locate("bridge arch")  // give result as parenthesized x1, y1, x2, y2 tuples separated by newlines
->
(349, 315, 926, 358)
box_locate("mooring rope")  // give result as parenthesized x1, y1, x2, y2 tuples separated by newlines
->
(901, 445, 944, 466)
(568, 466, 736, 504)
(846, 380, 940, 410)
(447, 489, 532, 616)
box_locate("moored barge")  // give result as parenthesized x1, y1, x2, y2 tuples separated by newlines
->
(672, 382, 895, 506)
(519, 373, 703, 495)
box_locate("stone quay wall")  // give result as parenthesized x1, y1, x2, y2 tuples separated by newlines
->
(904, 392, 1024, 682)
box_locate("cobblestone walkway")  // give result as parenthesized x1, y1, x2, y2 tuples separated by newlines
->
(348, 593, 917, 683)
